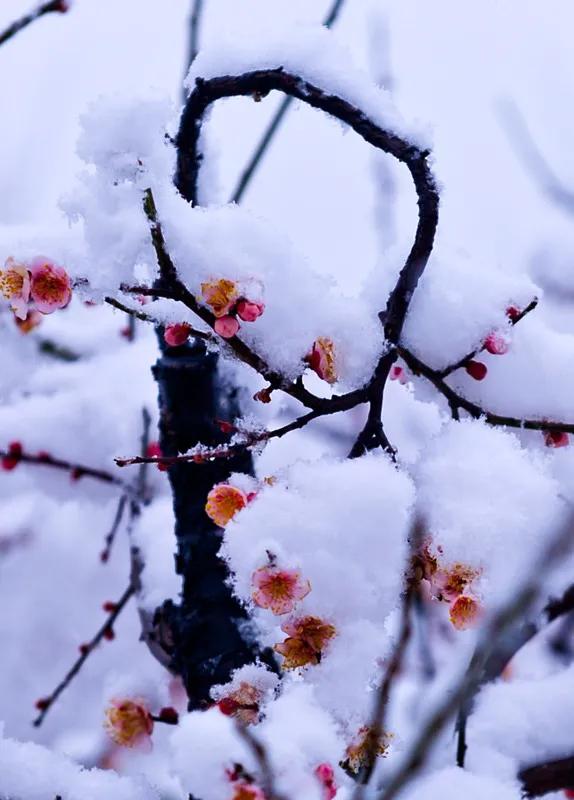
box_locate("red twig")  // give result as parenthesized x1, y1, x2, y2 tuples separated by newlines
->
(0, 447, 124, 486)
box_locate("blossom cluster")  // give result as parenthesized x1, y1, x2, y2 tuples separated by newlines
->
(0, 257, 71, 329)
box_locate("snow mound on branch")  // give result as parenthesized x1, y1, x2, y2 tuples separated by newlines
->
(186, 23, 428, 149)
(470, 662, 574, 770)
(171, 685, 342, 800)
(416, 419, 565, 608)
(161, 194, 383, 388)
(0, 725, 158, 800)
(63, 92, 176, 293)
(397, 766, 521, 800)
(221, 453, 414, 721)
(399, 247, 538, 371)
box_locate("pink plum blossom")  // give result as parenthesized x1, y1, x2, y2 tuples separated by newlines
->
(205, 484, 248, 527)
(201, 278, 238, 317)
(315, 764, 337, 800)
(252, 565, 311, 615)
(214, 315, 240, 338)
(29, 257, 71, 314)
(236, 299, 265, 322)
(306, 337, 337, 384)
(0, 258, 31, 320)
(104, 698, 153, 748)
(484, 332, 510, 355)
(164, 323, 191, 347)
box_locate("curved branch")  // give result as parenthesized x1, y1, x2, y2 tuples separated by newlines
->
(177, 70, 438, 351)
(0, 0, 68, 49)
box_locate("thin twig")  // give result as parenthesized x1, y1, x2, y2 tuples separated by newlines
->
(32, 584, 136, 727)
(0, 448, 124, 486)
(497, 99, 574, 213)
(183, 0, 205, 92)
(439, 298, 538, 378)
(230, 0, 347, 204)
(235, 722, 285, 800)
(0, 0, 68, 48)
(100, 494, 128, 564)
(115, 409, 325, 468)
(376, 511, 574, 800)
(399, 346, 574, 436)
(105, 296, 214, 341)
(353, 521, 423, 796)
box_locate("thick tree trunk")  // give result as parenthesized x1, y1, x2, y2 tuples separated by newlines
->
(153, 338, 276, 709)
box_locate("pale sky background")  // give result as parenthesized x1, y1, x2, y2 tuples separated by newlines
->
(0, 0, 573, 296)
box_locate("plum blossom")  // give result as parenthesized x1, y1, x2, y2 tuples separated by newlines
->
(252, 565, 311, 615)
(201, 278, 238, 318)
(14, 309, 42, 334)
(29, 257, 71, 314)
(306, 337, 337, 384)
(449, 595, 481, 631)
(236, 299, 265, 322)
(429, 562, 480, 603)
(214, 315, 240, 339)
(390, 364, 408, 384)
(0, 258, 31, 320)
(231, 784, 266, 800)
(164, 323, 191, 347)
(205, 484, 248, 527)
(274, 616, 336, 669)
(343, 726, 392, 775)
(216, 681, 261, 725)
(315, 763, 337, 800)
(484, 331, 510, 355)
(104, 698, 153, 748)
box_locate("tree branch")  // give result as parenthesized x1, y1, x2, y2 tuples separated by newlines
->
(230, 0, 347, 204)
(520, 754, 574, 797)
(398, 346, 574, 435)
(32, 583, 135, 727)
(0, 0, 69, 49)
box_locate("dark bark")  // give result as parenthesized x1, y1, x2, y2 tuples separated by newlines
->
(153, 339, 277, 709)
(520, 755, 574, 797)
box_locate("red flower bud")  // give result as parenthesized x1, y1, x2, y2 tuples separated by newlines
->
(158, 706, 179, 724)
(102, 601, 117, 613)
(103, 627, 115, 641)
(2, 441, 22, 471)
(506, 305, 521, 321)
(544, 430, 569, 449)
(35, 698, 50, 711)
(217, 697, 240, 716)
(465, 360, 488, 381)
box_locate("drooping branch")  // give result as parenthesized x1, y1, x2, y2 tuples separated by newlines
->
(0, 0, 69, 48)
